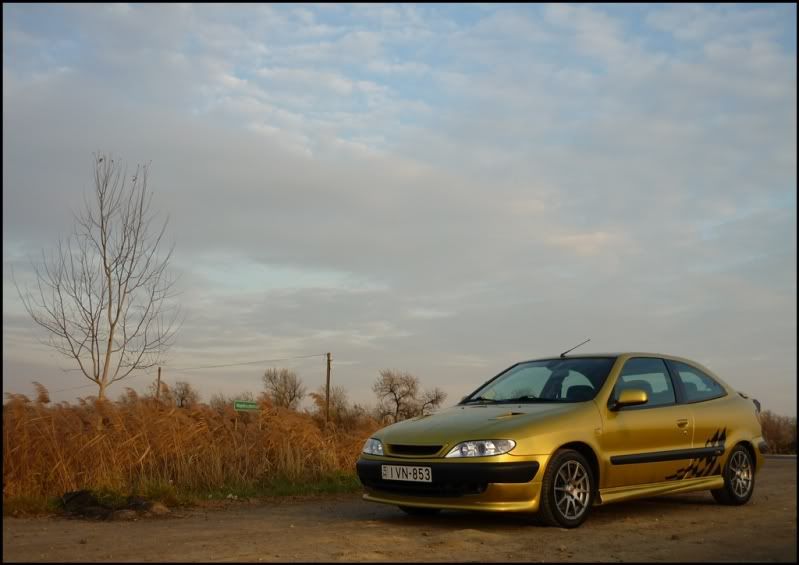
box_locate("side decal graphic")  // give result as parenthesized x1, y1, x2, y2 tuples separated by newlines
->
(665, 427, 727, 481)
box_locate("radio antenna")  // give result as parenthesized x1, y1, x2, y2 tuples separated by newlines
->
(560, 338, 591, 358)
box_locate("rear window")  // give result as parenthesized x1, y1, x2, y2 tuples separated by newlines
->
(670, 361, 727, 403)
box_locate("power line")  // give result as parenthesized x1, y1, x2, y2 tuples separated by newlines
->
(45, 370, 154, 394)
(47, 383, 96, 394)
(60, 366, 157, 374)
(165, 353, 327, 372)
(13, 355, 327, 395)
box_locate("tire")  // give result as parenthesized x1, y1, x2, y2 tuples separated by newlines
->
(536, 449, 595, 528)
(398, 505, 441, 516)
(711, 444, 755, 506)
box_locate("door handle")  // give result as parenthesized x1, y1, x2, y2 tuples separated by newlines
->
(676, 419, 689, 428)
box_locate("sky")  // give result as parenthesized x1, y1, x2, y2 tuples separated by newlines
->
(3, 3, 796, 416)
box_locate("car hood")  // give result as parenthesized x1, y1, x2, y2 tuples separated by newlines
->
(377, 402, 582, 446)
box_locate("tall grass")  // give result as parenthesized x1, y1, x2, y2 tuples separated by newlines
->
(3, 385, 379, 506)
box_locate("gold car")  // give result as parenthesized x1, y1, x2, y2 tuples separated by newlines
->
(356, 352, 765, 527)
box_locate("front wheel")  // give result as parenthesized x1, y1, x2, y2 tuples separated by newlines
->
(711, 445, 755, 505)
(536, 449, 595, 528)
(398, 505, 441, 516)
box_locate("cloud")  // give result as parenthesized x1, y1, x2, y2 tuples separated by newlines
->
(2, 4, 796, 415)
(645, 4, 789, 44)
(257, 66, 355, 95)
(406, 308, 454, 320)
(547, 231, 629, 257)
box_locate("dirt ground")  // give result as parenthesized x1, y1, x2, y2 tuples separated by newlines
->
(3, 457, 795, 563)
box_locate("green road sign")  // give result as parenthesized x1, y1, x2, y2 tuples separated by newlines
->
(233, 400, 259, 411)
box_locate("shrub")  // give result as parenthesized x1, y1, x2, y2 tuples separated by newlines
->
(759, 410, 797, 454)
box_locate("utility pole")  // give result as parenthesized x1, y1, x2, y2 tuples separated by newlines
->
(156, 366, 162, 400)
(325, 352, 332, 424)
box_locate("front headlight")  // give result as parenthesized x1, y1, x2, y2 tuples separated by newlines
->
(362, 438, 384, 456)
(445, 439, 516, 458)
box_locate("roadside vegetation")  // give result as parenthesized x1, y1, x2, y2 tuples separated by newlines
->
(3, 368, 447, 516)
(759, 410, 797, 455)
(2, 382, 376, 515)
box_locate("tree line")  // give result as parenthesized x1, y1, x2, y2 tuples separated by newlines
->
(146, 367, 447, 426)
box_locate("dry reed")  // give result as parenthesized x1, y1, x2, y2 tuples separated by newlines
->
(3, 385, 379, 501)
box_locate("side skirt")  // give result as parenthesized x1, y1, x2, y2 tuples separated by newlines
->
(596, 475, 725, 505)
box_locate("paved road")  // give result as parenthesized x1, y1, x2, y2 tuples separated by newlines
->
(3, 458, 796, 562)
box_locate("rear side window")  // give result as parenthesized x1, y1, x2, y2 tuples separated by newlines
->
(671, 361, 727, 403)
(613, 357, 676, 407)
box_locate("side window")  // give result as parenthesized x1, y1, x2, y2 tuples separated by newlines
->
(671, 361, 727, 403)
(613, 358, 675, 408)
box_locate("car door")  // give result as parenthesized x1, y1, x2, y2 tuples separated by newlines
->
(599, 357, 693, 488)
(665, 360, 731, 479)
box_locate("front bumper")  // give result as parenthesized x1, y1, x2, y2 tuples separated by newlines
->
(356, 456, 546, 513)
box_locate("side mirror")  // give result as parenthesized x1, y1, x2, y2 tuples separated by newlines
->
(611, 388, 648, 411)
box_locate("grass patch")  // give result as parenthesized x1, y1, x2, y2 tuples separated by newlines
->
(178, 473, 361, 505)
(3, 474, 364, 516)
(136, 480, 181, 507)
(3, 495, 61, 516)
(259, 472, 362, 497)
(179, 472, 363, 502)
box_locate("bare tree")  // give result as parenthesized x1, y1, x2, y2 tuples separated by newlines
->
(759, 410, 798, 454)
(309, 384, 349, 424)
(373, 370, 418, 423)
(419, 387, 447, 416)
(372, 370, 447, 423)
(15, 153, 180, 400)
(262, 368, 306, 409)
(173, 381, 200, 409)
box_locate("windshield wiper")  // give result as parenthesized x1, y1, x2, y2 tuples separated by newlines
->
(462, 396, 498, 404)
(504, 395, 548, 403)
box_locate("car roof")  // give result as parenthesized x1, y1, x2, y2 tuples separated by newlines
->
(519, 352, 708, 365)
(471, 352, 734, 397)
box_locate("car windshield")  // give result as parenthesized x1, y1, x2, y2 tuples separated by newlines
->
(462, 357, 616, 404)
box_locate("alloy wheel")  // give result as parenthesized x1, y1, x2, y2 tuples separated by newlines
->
(554, 460, 590, 520)
(729, 450, 753, 498)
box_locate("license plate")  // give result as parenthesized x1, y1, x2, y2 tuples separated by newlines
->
(381, 465, 432, 483)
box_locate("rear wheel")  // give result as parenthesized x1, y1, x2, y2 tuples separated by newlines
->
(537, 449, 594, 528)
(711, 444, 755, 505)
(398, 505, 441, 516)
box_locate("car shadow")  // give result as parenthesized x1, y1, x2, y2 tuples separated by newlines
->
(589, 493, 717, 522)
(358, 491, 719, 530)
(375, 510, 533, 532)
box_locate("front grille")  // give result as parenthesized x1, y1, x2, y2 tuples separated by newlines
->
(362, 478, 487, 498)
(386, 444, 443, 457)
